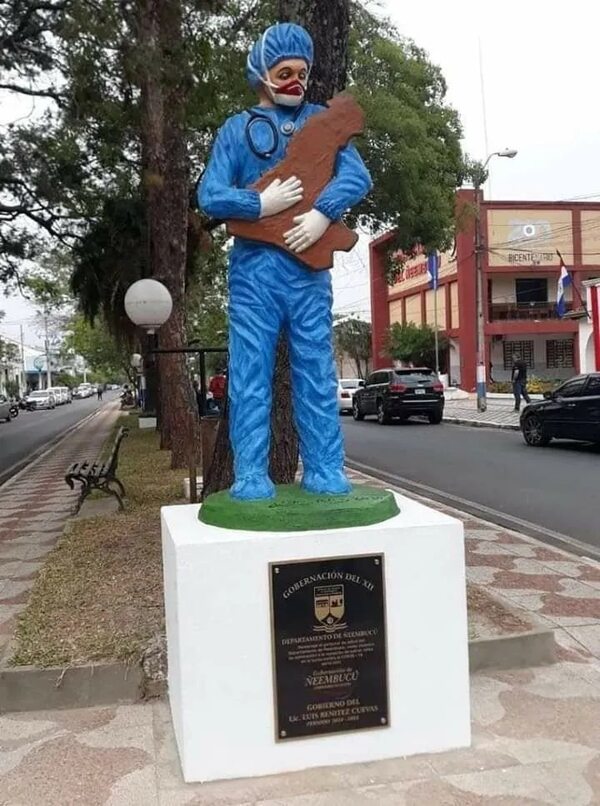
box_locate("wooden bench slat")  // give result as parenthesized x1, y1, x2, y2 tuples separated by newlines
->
(64, 427, 129, 510)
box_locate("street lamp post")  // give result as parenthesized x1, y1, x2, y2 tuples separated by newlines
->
(124, 279, 173, 414)
(474, 148, 518, 412)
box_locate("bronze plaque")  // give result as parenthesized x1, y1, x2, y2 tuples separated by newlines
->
(270, 554, 389, 741)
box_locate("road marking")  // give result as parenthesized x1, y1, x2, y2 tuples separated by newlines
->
(346, 458, 600, 563)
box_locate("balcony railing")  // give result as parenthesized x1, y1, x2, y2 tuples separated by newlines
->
(488, 302, 574, 322)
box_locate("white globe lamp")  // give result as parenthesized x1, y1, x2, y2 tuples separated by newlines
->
(124, 279, 173, 333)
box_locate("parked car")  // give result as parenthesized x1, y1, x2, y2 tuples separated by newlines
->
(73, 383, 93, 399)
(337, 378, 364, 414)
(25, 390, 56, 410)
(0, 394, 13, 422)
(48, 387, 66, 405)
(352, 367, 445, 425)
(520, 373, 600, 447)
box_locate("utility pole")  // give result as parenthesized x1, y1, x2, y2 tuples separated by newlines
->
(474, 185, 487, 412)
(44, 311, 52, 389)
(472, 149, 518, 412)
(19, 325, 26, 395)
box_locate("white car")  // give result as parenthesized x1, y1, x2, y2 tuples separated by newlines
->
(26, 390, 57, 410)
(337, 378, 365, 414)
(48, 387, 67, 405)
(73, 384, 93, 399)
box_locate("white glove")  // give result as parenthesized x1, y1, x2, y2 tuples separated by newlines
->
(259, 176, 303, 218)
(284, 209, 331, 254)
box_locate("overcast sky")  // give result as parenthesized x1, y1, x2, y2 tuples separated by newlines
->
(2, 0, 600, 345)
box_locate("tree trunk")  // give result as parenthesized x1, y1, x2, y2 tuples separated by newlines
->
(205, 0, 350, 494)
(279, 0, 350, 103)
(136, 0, 200, 467)
(203, 336, 298, 497)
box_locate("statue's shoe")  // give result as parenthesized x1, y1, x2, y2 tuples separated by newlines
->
(230, 474, 276, 501)
(302, 469, 352, 496)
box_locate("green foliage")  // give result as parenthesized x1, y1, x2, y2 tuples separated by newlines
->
(63, 314, 132, 383)
(70, 198, 146, 337)
(0, 311, 20, 368)
(333, 316, 371, 378)
(347, 9, 463, 260)
(385, 322, 447, 368)
(2, 0, 464, 337)
(4, 379, 20, 398)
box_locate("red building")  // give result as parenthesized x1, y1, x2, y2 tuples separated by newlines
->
(370, 190, 600, 390)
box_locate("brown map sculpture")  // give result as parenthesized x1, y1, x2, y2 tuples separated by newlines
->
(227, 93, 365, 272)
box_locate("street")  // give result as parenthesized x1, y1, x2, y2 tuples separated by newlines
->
(342, 416, 600, 555)
(0, 394, 117, 483)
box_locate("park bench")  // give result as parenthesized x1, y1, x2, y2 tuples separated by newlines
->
(65, 426, 129, 510)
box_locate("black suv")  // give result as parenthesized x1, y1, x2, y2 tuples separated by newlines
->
(352, 368, 445, 425)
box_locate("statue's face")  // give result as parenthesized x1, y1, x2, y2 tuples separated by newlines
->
(266, 58, 309, 107)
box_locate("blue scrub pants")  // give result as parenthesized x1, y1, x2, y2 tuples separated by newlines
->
(227, 243, 349, 500)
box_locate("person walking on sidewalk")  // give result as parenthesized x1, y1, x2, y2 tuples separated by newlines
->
(97, 385, 103, 401)
(511, 353, 531, 411)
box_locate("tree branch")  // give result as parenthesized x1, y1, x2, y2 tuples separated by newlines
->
(226, 1, 261, 42)
(0, 83, 64, 104)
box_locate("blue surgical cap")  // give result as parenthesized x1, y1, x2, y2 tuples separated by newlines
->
(246, 23, 314, 88)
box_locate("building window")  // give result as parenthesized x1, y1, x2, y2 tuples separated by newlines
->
(546, 339, 574, 369)
(515, 278, 548, 305)
(503, 341, 534, 370)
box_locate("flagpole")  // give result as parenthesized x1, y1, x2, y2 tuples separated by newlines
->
(434, 282, 440, 375)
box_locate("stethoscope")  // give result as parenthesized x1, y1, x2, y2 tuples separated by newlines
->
(245, 103, 305, 160)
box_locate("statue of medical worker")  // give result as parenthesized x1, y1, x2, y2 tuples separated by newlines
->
(199, 23, 372, 501)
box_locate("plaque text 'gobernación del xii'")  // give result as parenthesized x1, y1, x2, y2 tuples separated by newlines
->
(270, 554, 389, 740)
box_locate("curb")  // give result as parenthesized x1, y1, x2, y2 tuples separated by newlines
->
(469, 628, 556, 673)
(0, 403, 115, 490)
(0, 627, 557, 714)
(0, 662, 145, 713)
(443, 416, 520, 432)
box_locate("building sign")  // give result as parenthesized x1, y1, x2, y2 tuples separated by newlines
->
(487, 209, 573, 268)
(505, 219, 554, 264)
(387, 250, 456, 295)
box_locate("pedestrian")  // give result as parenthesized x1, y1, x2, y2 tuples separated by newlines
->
(97, 385, 103, 401)
(511, 353, 531, 412)
(208, 370, 226, 413)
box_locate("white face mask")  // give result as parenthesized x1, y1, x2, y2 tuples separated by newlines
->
(247, 26, 310, 108)
(271, 79, 307, 107)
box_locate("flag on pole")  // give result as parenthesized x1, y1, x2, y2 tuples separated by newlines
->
(556, 251, 572, 318)
(426, 251, 440, 290)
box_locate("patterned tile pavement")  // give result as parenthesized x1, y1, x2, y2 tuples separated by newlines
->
(347, 466, 600, 666)
(444, 399, 521, 430)
(1, 437, 600, 802)
(0, 403, 120, 663)
(1, 661, 600, 804)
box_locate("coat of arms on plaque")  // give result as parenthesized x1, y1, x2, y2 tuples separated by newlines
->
(313, 584, 347, 633)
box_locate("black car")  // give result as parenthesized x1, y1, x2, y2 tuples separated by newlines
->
(520, 373, 600, 447)
(352, 367, 445, 425)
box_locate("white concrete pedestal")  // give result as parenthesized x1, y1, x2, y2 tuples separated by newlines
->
(161, 493, 470, 783)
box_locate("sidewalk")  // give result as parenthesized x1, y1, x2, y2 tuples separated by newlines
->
(0, 403, 121, 664)
(444, 398, 521, 430)
(1, 464, 599, 804)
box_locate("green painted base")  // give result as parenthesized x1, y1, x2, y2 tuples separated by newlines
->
(198, 484, 399, 532)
